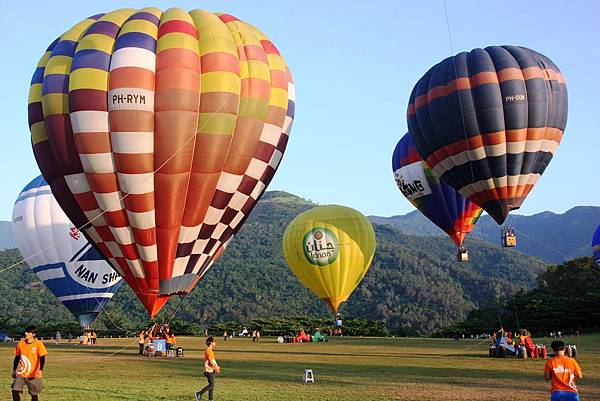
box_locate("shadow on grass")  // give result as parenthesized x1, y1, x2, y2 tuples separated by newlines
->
(217, 347, 492, 360)
(214, 358, 545, 386)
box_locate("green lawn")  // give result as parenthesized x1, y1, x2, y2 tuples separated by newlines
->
(1, 334, 599, 401)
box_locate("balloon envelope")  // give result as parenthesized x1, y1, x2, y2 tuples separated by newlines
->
(407, 45, 567, 224)
(593, 224, 600, 267)
(392, 132, 482, 248)
(28, 8, 295, 316)
(12, 176, 123, 328)
(282, 205, 376, 313)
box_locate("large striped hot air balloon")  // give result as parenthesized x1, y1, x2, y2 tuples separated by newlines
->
(407, 46, 567, 225)
(392, 132, 482, 255)
(593, 224, 600, 267)
(12, 176, 122, 328)
(282, 205, 376, 313)
(28, 8, 295, 316)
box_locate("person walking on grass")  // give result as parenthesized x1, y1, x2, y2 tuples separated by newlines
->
(544, 340, 582, 401)
(11, 325, 48, 401)
(195, 337, 220, 401)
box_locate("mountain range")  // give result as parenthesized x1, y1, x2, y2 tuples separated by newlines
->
(369, 206, 600, 264)
(4, 199, 598, 264)
(0, 191, 550, 335)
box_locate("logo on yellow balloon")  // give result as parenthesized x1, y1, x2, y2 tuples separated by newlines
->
(303, 228, 339, 266)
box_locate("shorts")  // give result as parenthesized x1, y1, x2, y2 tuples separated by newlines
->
(12, 376, 43, 395)
(551, 391, 580, 401)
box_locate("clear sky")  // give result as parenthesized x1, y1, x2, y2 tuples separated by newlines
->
(0, 0, 598, 221)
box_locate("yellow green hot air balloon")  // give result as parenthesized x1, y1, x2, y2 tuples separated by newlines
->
(282, 205, 376, 313)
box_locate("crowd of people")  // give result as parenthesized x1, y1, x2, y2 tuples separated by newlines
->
(78, 331, 97, 345)
(6, 323, 586, 401)
(138, 323, 178, 357)
(52, 330, 95, 346)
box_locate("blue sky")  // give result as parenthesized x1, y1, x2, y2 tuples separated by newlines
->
(0, 0, 598, 221)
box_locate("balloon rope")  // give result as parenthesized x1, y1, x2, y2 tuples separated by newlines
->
(507, 250, 521, 330)
(510, 212, 600, 276)
(442, 0, 477, 186)
(95, 308, 129, 332)
(167, 292, 192, 325)
(434, 337, 491, 358)
(0, 259, 26, 275)
(99, 338, 138, 359)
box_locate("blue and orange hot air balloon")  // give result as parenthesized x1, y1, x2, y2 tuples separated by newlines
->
(593, 224, 600, 267)
(27, 8, 295, 316)
(392, 132, 482, 260)
(407, 46, 567, 225)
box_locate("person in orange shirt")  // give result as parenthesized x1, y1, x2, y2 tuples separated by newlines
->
(166, 330, 176, 357)
(544, 340, 583, 401)
(195, 337, 220, 401)
(11, 325, 48, 401)
(138, 330, 146, 356)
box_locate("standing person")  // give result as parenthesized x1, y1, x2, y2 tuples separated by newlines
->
(67, 333, 72, 346)
(138, 330, 146, 356)
(11, 325, 48, 401)
(54, 331, 61, 346)
(165, 330, 174, 357)
(544, 340, 582, 401)
(91, 331, 97, 345)
(169, 332, 177, 357)
(195, 337, 220, 401)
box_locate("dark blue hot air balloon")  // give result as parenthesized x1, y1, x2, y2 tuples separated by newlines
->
(407, 46, 568, 225)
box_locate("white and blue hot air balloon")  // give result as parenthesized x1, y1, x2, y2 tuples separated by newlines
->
(12, 176, 123, 328)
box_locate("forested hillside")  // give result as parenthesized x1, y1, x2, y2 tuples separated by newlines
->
(0, 191, 547, 335)
(447, 257, 600, 336)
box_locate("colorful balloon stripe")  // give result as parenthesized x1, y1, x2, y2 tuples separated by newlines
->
(392, 133, 482, 248)
(29, 7, 294, 317)
(407, 46, 567, 224)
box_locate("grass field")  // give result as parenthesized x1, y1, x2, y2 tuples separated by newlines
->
(1, 334, 599, 401)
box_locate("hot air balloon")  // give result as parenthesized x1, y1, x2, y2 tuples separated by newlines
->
(392, 132, 482, 261)
(12, 176, 123, 328)
(593, 224, 600, 267)
(282, 205, 376, 313)
(28, 8, 295, 316)
(407, 46, 567, 226)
